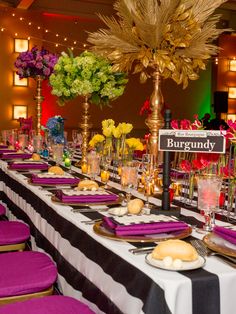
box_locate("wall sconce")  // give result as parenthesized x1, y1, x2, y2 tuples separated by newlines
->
(228, 87, 236, 99)
(229, 58, 236, 72)
(13, 72, 28, 86)
(12, 105, 28, 120)
(14, 38, 29, 53)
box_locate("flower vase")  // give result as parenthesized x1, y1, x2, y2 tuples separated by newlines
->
(145, 69, 164, 164)
(34, 75, 44, 135)
(120, 134, 127, 162)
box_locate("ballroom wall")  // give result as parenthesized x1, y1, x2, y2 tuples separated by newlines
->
(0, 7, 233, 138)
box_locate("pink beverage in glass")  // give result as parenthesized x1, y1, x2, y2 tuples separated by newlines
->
(197, 175, 222, 231)
(198, 176, 222, 212)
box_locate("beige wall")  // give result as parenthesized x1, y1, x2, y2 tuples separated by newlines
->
(0, 8, 213, 138)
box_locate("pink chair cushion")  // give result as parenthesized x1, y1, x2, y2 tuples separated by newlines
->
(0, 251, 57, 297)
(0, 204, 6, 216)
(0, 221, 30, 245)
(0, 296, 95, 314)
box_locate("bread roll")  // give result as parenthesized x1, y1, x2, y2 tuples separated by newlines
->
(127, 198, 144, 214)
(152, 239, 198, 262)
(32, 153, 41, 161)
(77, 179, 99, 191)
(48, 166, 64, 175)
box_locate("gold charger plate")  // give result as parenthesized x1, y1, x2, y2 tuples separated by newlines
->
(93, 221, 192, 243)
(51, 194, 122, 207)
(203, 233, 236, 258)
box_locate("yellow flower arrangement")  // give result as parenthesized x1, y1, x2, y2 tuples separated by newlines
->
(126, 138, 144, 152)
(89, 134, 105, 153)
(102, 119, 115, 137)
(89, 134, 105, 147)
(117, 123, 133, 135)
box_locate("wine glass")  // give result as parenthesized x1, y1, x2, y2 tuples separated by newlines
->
(197, 174, 222, 232)
(87, 152, 101, 180)
(120, 165, 138, 203)
(100, 155, 111, 189)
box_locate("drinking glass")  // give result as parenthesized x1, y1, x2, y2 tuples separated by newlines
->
(120, 165, 138, 203)
(52, 144, 64, 165)
(87, 152, 101, 180)
(197, 174, 222, 232)
(100, 155, 111, 188)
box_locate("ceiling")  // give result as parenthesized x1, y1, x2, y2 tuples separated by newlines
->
(0, 0, 236, 18)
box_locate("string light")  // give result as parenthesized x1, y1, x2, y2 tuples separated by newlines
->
(0, 8, 94, 53)
(215, 57, 218, 65)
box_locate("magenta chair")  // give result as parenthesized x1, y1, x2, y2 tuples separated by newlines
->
(0, 251, 57, 305)
(0, 295, 95, 313)
(0, 221, 30, 252)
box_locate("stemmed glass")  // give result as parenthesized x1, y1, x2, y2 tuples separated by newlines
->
(120, 165, 138, 204)
(197, 174, 222, 232)
(87, 152, 101, 180)
(100, 155, 111, 189)
(141, 154, 155, 208)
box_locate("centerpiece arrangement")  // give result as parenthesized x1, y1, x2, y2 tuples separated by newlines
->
(49, 50, 128, 162)
(89, 119, 143, 162)
(87, 0, 229, 161)
(15, 46, 58, 135)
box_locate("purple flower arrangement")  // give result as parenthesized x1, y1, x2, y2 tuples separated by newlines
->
(14, 46, 58, 79)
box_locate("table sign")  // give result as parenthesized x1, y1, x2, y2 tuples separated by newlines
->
(158, 130, 226, 153)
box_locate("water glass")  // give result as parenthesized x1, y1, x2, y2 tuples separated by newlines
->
(197, 174, 222, 231)
(87, 152, 101, 180)
(52, 144, 64, 165)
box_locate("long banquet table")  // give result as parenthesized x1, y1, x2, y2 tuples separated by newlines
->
(0, 158, 236, 314)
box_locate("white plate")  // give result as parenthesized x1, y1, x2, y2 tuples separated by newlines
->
(145, 253, 205, 271)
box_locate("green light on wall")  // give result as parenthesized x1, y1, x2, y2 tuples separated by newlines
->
(198, 88, 212, 118)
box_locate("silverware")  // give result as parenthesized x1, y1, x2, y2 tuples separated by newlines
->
(190, 239, 236, 267)
(81, 219, 102, 225)
(129, 246, 156, 255)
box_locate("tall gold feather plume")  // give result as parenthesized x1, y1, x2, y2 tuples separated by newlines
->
(87, 0, 230, 88)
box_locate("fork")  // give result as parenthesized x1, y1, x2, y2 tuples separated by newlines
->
(190, 239, 236, 266)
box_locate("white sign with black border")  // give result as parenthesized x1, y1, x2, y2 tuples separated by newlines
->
(158, 130, 226, 153)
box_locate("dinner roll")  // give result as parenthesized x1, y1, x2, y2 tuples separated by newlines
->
(77, 179, 99, 191)
(127, 198, 144, 214)
(152, 239, 198, 262)
(32, 153, 41, 161)
(48, 166, 64, 175)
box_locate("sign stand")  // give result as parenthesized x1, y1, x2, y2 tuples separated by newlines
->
(152, 109, 180, 217)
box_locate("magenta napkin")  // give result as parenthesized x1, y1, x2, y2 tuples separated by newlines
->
(0, 145, 8, 149)
(55, 190, 118, 203)
(1, 153, 32, 159)
(31, 174, 80, 185)
(213, 226, 236, 245)
(8, 162, 48, 170)
(0, 149, 17, 154)
(102, 216, 189, 236)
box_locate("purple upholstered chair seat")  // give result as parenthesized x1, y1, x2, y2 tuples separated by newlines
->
(0, 251, 57, 298)
(0, 221, 30, 245)
(0, 295, 95, 314)
(0, 204, 6, 216)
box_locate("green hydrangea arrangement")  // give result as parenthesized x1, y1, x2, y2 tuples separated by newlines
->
(49, 50, 128, 108)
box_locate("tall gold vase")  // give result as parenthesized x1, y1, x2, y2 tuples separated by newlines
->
(79, 95, 93, 164)
(145, 70, 164, 163)
(34, 75, 44, 135)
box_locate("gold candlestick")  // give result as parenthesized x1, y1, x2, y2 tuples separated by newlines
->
(145, 70, 164, 164)
(79, 95, 93, 164)
(34, 75, 44, 135)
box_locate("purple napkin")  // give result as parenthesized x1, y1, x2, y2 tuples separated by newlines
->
(8, 162, 48, 170)
(1, 153, 32, 159)
(55, 190, 118, 203)
(170, 170, 185, 179)
(31, 174, 80, 185)
(0, 149, 17, 154)
(102, 216, 189, 236)
(213, 226, 236, 245)
(0, 145, 8, 148)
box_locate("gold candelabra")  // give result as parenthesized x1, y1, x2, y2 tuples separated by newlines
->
(145, 70, 164, 164)
(79, 95, 93, 164)
(34, 75, 44, 135)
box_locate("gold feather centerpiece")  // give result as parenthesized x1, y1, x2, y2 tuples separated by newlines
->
(87, 0, 228, 162)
